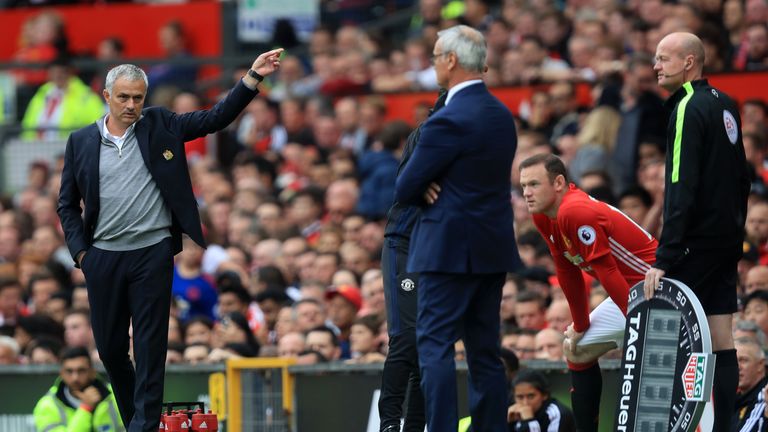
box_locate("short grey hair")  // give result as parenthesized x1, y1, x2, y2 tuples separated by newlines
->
(735, 319, 768, 348)
(436, 25, 486, 73)
(735, 336, 766, 360)
(105, 64, 148, 93)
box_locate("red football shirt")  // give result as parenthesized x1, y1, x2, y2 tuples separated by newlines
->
(532, 185, 658, 331)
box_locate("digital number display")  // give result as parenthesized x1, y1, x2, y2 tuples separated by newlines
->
(636, 309, 682, 432)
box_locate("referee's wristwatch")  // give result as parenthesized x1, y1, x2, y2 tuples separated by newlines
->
(247, 69, 264, 82)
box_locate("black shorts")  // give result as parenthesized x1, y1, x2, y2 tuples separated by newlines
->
(665, 248, 739, 315)
(382, 237, 419, 336)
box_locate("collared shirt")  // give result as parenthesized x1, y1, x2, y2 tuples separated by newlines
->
(445, 79, 483, 106)
(101, 115, 138, 151)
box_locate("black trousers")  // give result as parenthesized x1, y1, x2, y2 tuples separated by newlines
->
(82, 238, 174, 432)
(379, 238, 425, 431)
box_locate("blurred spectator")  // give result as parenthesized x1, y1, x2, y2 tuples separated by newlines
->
(519, 36, 570, 84)
(334, 97, 365, 153)
(183, 343, 210, 364)
(520, 90, 556, 139)
(570, 94, 621, 187)
(215, 311, 260, 356)
(518, 267, 553, 301)
(346, 314, 385, 363)
(280, 98, 315, 146)
(733, 338, 768, 430)
(485, 18, 512, 70)
(740, 241, 761, 293)
(332, 269, 358, 287)
(325, 284, 362, 359)
(514, 329, 537, 361)
(254, 289, 292, 343)
(734, 23, 768, 71)
(27, 271, 61, 314)
(613, 53, 666, 191)
(287, 187, 325, 246)
(325, 179, 360, 227)
(359, 96, 388, 151)
(21, 55, 104, 140)
(507, 369, 576, 430)
(239, 98, 286, 154)
(744, 290, 768, 337)
(27, 335, 62, 364)
(360, 268, 385, 318)
(277, 236, 308, 286)
(742, 99, 767, 135)
(534, 328, 565, 361)
(15, 313, 64, 355)
(746, 201, 768, 264)
(14, 160, 50, 208)
(251, 239, 282, 272)
(147, 20, 198, 95)
(516, 230, 549, 269)
(277, 331, 306, 358)
(71, 284, 89, 311)
(293, 298, 327, 333)
(305, 325, 341, 362)
(357, 120, 412, 219)
(183, 316, 214, 346)
(274, 306, 298, 340)
(545, 300, 572, 334)
(12, 11, 69, 88)
(0, 335, 20, 364)
(168, 315, 183, 346)
(745, 0, 768, 26)
(499, 48, 526, 86)
(617, 186, 653, 227)
(372, 37, 437, 92)
(33, 347, 123, 431)
(0, 278, 25, 326)
(64, 308, 95, 352)
(500, 326, 519, 352)
(311, 252, 340, 286)
(733, 319, 768, 347)
(745, 265, 768, 296)
(547, 81, 580, 145)
(744, 132, 768, 185)
(269, 57, 311, 102)
(45, 291, 70, 323)
(173, 237, 218, 322)
(500, 274, 521, 327)
(514, 291, 547, 331)
(89, 36, 125, 93)
(166, 342, 185, 364)
(699, 23, 730, 74)
(172, 92, 208, 159)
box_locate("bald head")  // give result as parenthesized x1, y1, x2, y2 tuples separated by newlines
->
(659, 32, 705, 69)
(654, 32, 705, 91)
(680, 33, 704, 63)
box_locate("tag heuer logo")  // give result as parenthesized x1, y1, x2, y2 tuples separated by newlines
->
(682, 353, 707, 400)
(401, 278, 415, 291)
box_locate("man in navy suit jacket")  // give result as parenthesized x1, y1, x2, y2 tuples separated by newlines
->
(57, 48, 283, 432)
(394, 25, 522, 432)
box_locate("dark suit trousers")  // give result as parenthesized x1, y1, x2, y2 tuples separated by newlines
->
(417, 272, 507, 432)
(82, 238, 174, 432)
(379, 238, 425, 431)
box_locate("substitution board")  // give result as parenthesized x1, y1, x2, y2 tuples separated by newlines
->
(615, 278, 715, 432)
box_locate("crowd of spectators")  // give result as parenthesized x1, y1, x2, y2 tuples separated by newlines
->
(0, 0, 767, 411)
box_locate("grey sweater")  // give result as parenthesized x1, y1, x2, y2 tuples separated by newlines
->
(93, 117, 171, 250)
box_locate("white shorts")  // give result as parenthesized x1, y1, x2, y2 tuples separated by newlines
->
(576, 297, 626, 348)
